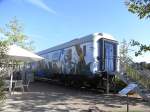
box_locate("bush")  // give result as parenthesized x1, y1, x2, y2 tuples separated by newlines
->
(114, 76, 127, 92)
(0, 40, 8, 103)
(0, 78, 5, 103)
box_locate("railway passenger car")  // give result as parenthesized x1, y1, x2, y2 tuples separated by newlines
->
(32, 33, 118, 89)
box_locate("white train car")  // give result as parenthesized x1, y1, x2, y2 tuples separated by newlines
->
(33, 33, 118, 88)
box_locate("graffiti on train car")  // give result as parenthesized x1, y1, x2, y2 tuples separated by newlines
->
(61, 48, 76, 74)
(34, 43, 93, 77)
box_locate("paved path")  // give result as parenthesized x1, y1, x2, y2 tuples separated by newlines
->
(0, 82, 150, 112)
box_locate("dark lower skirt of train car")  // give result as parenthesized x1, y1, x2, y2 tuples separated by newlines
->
(34, 70, 116, 91)
(58, 71, 116, 90)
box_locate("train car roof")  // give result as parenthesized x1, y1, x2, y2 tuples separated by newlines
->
(37, 33, 117, 55)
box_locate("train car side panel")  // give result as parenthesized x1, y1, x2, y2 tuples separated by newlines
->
(34, 41, 94, 79)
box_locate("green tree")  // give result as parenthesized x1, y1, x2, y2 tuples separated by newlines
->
(125, 0, 150, 56)
(0, 17, 34, 51)
(126, 0, 150, 19)
(0, 17, 34, 103)
(0, 40, 8, 103)
(119, 39, 132, 64)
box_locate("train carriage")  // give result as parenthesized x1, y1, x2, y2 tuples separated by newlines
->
(33, 33, 118, 89)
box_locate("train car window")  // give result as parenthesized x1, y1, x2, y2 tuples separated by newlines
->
(83, 45, 86, 56)
(52, 52, 61, 61)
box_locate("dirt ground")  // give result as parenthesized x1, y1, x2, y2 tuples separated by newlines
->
(0, 81, 150, 112)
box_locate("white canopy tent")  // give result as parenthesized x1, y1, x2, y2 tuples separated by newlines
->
(6, 45, 44, 93)
(7, 45, 44, 62)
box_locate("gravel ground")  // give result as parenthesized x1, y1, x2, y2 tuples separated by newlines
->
(0, 81, 150, 112)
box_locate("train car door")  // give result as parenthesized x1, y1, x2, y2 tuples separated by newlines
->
(104, 42, 114, 72)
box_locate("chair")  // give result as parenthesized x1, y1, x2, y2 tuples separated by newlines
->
(23, 79, 30, 91)
(13, 80, 24, 93)
(3, 80, 10, 90)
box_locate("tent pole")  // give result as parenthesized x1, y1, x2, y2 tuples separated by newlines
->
(9, 67, 13, 95)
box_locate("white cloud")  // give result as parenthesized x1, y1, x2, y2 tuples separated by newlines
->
(27, 0, 56, 14)
(13, 0, 56, 14)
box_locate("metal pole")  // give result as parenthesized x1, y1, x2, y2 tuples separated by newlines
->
(9, 67, 13, 95)
(127, 94, 129, 112)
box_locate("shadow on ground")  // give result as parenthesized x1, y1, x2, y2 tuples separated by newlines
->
(1, 82, 150, 112)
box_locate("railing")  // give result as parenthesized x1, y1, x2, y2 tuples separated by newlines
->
(120, 59, 150, 89)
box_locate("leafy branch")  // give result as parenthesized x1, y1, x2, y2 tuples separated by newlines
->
(126, 0, 150, 19)
(130, 40, 150, 56)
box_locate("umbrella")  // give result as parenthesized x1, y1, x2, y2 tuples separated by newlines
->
(6, 45, 44, 94)
(7, 45, 44, 62)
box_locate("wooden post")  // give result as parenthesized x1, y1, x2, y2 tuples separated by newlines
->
(127, 94, 129, 112)
(106, 72, 109, 94)
(114, 76, 116, 93)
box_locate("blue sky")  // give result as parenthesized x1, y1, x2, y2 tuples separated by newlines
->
(0, 0, 150, 62)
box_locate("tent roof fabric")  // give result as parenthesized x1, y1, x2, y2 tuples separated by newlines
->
(7, 45, 44, 62)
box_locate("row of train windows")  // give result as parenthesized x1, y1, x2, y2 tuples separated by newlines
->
(42, 45, 87, 59)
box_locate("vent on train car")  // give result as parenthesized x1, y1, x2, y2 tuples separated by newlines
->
(98, 33, 103, 36)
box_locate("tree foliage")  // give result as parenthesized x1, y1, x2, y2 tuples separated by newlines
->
(125, 1, 150, 56)
(130, 40, 150, 56)
(126, 0, 150, 19)
(119, 39, 132, 63)
(0, 40, 8, 103)
(0, 17, 34, 51)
